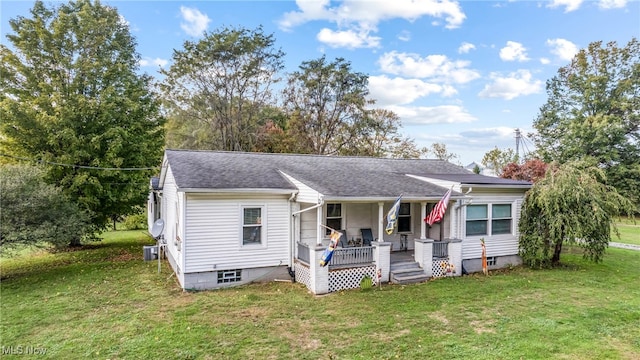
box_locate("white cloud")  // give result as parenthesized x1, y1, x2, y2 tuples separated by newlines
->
(180, 6, 211, 37)
(460, 127, 517, 139)
(599, 0, 627, 9)
(368, 75, 446, 106)
(278, 0, 465, 49)
(386, 104, 477, 125)
(378, 51, 481, 84)
(397, 30, 411, 42)
(316, 28, 381, 49)
(540, 57, 551, 65)
(279, 0, 465, 30)
(139, 57, 169, 68)
(547, 0, 583, 12)
(458, 42, 476, 54)
(478, 70, 543, 100)
(547, 38, 579, 61)
(499, 41, 529, 62)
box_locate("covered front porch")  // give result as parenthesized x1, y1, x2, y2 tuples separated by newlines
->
(294, 237, 462, 294)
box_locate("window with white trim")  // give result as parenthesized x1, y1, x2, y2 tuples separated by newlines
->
(491, 204, 512, 235)
(466, 204, 513, 236)
(325, 203, 342, 235)
(242, 207, 263, 245)
(398, 203, 411, 233)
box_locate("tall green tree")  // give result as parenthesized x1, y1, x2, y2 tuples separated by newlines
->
(482, 147, 516, 176)
(429, 142, 459, 163)
(340, 109, 428, 158)
(160, 26, 285, 151)
(518, 160, 634, 268)
(0, 164, 91, 254)
(533, 38, 640, 210)
(282, 56, 372, 155)
(0, 0, 165, 238)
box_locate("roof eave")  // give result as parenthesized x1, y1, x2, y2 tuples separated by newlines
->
(177, 188, 298, 195)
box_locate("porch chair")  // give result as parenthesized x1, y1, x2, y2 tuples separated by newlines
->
(360, 228, 375, 246)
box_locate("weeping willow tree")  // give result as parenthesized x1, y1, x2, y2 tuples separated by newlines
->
(518, 160, 634, 268)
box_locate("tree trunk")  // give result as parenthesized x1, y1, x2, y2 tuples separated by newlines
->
(69, 236, 82, 247)
(552, 231, 564, 265)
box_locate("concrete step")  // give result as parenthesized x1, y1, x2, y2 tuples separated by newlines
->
(391, 267, 424, 276)
(390, 261, 421, 271)
(391, 273, 430, 285)
(390, 260, 429, 284)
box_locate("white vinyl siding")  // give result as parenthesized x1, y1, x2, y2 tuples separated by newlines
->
(184, 194, 290, 273)
(279, 171, 319, 204)
(160, 165, 185, 284)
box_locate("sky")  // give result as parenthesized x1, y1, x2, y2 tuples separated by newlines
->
(2, 0, 639, 165)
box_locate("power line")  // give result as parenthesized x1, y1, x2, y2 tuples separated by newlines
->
(0, 153, 158, 171)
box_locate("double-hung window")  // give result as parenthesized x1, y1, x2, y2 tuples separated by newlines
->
(465, 204, 513, 236)
(491, 204, 512, 235)
(466, 205, 488, 236)
(242, 207, 263, 245)
(325, 204, 342, 235)
(398, 203, 411, 233)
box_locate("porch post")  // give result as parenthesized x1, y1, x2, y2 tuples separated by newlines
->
(316, 205, 323, 245)
(420, 201, 427, 239)
(414, 238, 434, 278)
(448, 239, 463, 276)
(378, 202, 384, 242)
(373, 242, 392, 283)
(310, 245, 329, 294)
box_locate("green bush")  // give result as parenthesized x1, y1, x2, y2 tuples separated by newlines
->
(123, 212, 146, 230)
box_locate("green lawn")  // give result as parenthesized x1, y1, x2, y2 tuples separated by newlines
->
(1, 231, 639, 359)
(613, 218, 640, 245)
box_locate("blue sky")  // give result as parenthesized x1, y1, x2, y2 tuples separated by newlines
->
(2, 0, 639, 165)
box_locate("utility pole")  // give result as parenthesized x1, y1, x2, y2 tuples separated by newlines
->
(515, 128, 522, 163)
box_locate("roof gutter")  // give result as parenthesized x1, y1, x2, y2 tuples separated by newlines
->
(320, 195, 464, 202)
(177, 188, 298, 194)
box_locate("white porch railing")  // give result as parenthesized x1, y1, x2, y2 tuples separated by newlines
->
(297, 242, 311, 264)
(328, 246, 373, 267)
(433, 241, 448, 258)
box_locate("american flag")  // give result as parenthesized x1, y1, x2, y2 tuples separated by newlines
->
(424, 187, 452, 226)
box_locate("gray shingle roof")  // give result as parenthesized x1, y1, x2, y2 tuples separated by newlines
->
(163, 150, 530, 198)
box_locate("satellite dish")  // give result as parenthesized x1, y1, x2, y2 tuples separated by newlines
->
(150, 219, 165, 239)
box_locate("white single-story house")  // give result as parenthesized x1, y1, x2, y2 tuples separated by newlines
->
(148, 149, 531, 294)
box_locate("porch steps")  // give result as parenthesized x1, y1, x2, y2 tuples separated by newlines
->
(390, 261, 429, 285)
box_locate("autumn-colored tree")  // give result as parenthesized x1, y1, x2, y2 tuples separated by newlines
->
(501, 159, 548, 183)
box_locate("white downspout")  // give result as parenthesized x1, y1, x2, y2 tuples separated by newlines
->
(288, 192, 297, 268)
(378, 202, 384, 242)
(420, 201, 427, 239)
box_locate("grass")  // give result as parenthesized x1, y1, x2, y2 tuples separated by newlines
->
(1, 231, 639, 359)
(613, 217, 639, 246)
